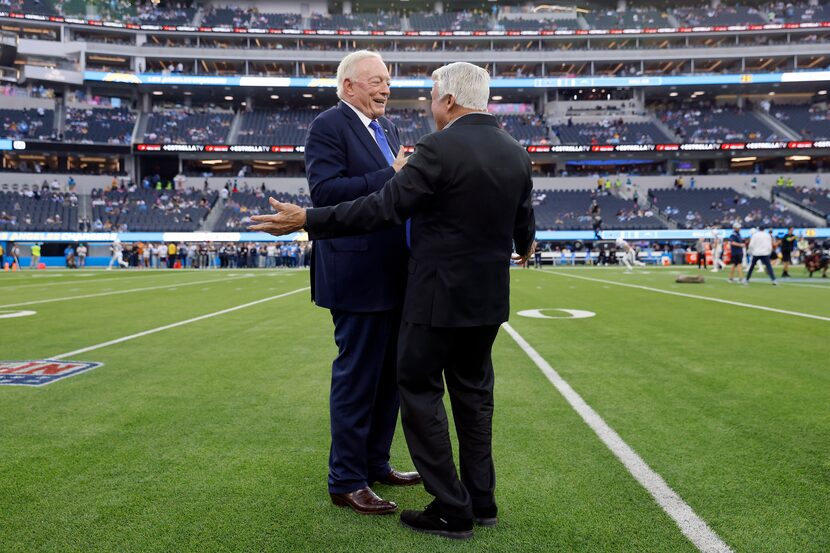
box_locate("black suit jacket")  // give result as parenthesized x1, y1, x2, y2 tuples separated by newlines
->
(304, 102, 407, 312)
(306, 113, 536, 327)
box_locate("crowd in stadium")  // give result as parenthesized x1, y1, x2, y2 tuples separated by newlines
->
(101, 240, 311, 269)
(7, 0, 828, 30)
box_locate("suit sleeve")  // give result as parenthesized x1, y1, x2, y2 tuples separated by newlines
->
(304, 114, 395, 206)
(305, 134, 441, 240)
(513, 157, 536, 257)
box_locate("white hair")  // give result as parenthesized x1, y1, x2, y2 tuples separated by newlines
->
(336, 50, 384, 100)
(431, 62, 490, 110)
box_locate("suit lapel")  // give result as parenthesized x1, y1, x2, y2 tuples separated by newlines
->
(380, 118, 400, 152)
(337, 102, 389, 169)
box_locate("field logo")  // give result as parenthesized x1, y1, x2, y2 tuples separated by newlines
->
(0, 360, 103, 387)
(517, 309, 597, 320)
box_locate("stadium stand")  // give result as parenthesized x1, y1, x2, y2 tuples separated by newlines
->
(654, 102, 779, 142)
(772, 103, 830, 140)
(775, 185, 830, 221)
(0, 108, 55, 141)
(554, 120, 670, 145)
(0, 190, 78, 231)
(672, 5, 767, 26)
(310, 12, 400, 30)
(203, 6, 301, 28)
(649, 187, 810, 228)
(214, 190, 312, 232)
(143, 111, 233, 144)
(408, 12, 490, 31)
(498, 114, 550, 145)
(132, 3, 196, 25)
(498, 17, 579, 31)
(532, 189, 663, 231)
(64, 108, 136, 145)
(584, 8, 671, 29)
(237, 108, 317, 145)
(90, 187, 215, 232)
(384, 109, 432, 146)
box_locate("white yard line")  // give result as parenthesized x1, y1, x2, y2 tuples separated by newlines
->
(0, 272, 186, 291)
(51, 287, 309, 360)
(0, 274, 261, 309)
(502, 322, 733, 553)
(674, 270, 830, 290)
(543, 270, 830, 322)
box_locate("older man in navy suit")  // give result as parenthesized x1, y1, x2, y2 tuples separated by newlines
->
(304, 50, 420, 515)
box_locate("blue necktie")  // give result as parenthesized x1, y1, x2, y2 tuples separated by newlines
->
(369, 120, 411, 248)
(369, 120, 395, 165)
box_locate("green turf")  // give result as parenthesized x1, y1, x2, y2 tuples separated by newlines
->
(1, 267, 827, 552)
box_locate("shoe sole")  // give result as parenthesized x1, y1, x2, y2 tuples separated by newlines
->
(400, 519, 473, 540)
(474, 516, 498, 527)
(330, 496, 397, 515)
(371, 479, 423, 487)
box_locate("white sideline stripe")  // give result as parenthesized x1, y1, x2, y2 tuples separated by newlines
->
(545, 270, 830, 322)
(678, 271, 830, 291)
(502, 323, 732, 553)
(0, 272, 184, 291)
(0, 274, 256, 309)
(51, 287, 309, 360)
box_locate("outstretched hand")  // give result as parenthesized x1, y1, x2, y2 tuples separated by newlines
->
(511, 240, 536, 266)
(248, 197, 307, 236)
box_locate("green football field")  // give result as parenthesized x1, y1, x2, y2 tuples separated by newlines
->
(1, 266, 828, 552)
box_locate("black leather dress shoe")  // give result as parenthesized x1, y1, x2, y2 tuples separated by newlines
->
(400, 504, 473, 540)
(330, 487, 397, 515)
(473, 505, 498, 527)
(373, 468, 422, 486)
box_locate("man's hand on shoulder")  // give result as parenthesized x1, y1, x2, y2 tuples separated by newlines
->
(249, 197, 307, 236)
(393, 146, 409, 173)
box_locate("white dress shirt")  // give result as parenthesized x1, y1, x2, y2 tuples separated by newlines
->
(342, 100, 384, 147)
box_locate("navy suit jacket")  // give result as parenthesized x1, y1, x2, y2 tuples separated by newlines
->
(304, 101, 408, 312)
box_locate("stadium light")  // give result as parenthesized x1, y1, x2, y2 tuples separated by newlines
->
(270, 94, 280, 99)
(417, 96, 426, 100)
(491, 95, 503, 101)
(669, 92, 678, 97)
(302, 93, 313, 98)
(152, 90, 163, 96)
(224, 95, 233, 101)
(819, 90, 828, 95)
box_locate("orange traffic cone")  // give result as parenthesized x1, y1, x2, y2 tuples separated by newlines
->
(3, 262, 8, 271)
(11, 262, 19, 271)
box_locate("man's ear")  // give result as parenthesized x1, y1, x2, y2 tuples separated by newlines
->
(445, 94, 456, 111)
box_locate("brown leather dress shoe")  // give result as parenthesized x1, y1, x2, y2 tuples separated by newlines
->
(373, 468, 422, 486)
(330, 487, 397, 515)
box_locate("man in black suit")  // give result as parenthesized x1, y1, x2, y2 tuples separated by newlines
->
(252, 62, 536, 540)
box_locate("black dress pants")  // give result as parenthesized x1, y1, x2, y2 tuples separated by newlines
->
(396, 320, 500, 520)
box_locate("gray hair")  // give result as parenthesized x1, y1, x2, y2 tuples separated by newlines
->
(336, 50, 384, 99)
(431, 62, 490, 110)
